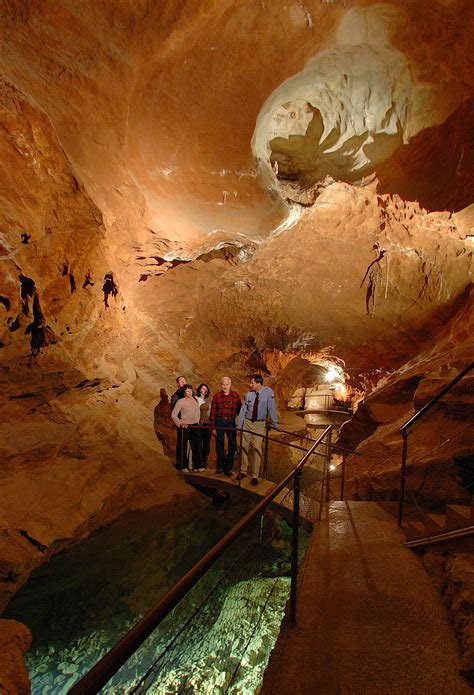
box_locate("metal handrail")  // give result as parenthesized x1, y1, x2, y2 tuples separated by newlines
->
(177, 423, 356, 463)
(180, 422, 356, 499)
(69, 426, 332, 694)
(398, 362, 474, 527)
(404, 525, 474, 549)
(177, 424, 328, 482)
(400, 361, 474, 434)
(271, 424, 329, 438)
(269, 425, 358, 452)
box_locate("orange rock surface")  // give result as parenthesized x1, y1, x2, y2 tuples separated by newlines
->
(0, 1, 472, 673)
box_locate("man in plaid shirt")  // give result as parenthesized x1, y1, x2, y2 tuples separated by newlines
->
(209, 376, 241, 475)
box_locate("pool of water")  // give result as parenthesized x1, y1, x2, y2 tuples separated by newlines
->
(4, 496, 301, 693)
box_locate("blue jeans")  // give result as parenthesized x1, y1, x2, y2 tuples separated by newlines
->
(215, 417, 237, 472)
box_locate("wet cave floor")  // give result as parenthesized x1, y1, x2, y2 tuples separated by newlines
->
(4, 496, 307, 693)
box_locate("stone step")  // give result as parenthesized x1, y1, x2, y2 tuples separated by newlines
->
(445, 504, 472, 530)
(423, 513, 446, 533)
(406, 521, 426, 540)
(405, 514, 445, 539)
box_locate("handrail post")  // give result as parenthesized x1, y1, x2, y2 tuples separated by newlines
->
(340, 454, 346, 501)
(325, 427, 332, 502)
(400, 361, 473, 434)
(398, 430, 408, 527)
(238, 426, 243, 487)
(263, 422, 270, 480)
(318, 453, 325, 522)
(259, 512, 265, 542)
(396, 362, 473, 529)
(289, 468, 302, 626)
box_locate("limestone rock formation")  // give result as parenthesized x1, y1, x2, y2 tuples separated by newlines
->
(0, 0, 473, 688)
(424, 552, 474, 686)
(0, 619, 32, 694)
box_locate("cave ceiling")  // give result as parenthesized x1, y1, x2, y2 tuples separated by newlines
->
(0, 0, 473, 601)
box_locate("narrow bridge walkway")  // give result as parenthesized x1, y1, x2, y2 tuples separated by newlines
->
(261, 501, 470, 695)
(184, 468, 318, 530)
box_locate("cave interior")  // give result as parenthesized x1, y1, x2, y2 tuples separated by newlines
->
(0, 0, 473, 691)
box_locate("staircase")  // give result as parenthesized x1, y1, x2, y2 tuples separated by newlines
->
(403, 454, 474, 547)
(404, 499, 474, 548)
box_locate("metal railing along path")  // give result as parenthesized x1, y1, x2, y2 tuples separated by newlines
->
(179, 422, 357, 505)
(68, 426, 332, 694)
(176, 422, 330, 481)
(404, 524, 474, 549)
(397, 362, 474, 527)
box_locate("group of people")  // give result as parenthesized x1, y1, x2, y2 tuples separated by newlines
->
(170, 374, 279, 485)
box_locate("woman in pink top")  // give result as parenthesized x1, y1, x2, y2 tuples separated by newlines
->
(171, 385, 204, 472)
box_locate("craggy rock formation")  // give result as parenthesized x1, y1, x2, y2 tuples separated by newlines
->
(0, 619, 32, 694)
(0, 0, 473, 686)
(423, 552, 474, 686)
(339, 291, 474, 502)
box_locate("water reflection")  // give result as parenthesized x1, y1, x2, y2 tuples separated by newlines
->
(297, 410, 350, 427)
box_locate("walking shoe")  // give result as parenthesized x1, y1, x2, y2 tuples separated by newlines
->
(182, 467, 189, 473)
(223, 469, 233, 477)
(251, 477, 259, 486)
(215, 467, 223, 474)
(236, 472, 247, 481)
(196, 468, 205, 472)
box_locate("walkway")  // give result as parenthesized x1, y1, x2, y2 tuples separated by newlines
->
(261, 501, 470, 695)
(184, 469, 318, 530)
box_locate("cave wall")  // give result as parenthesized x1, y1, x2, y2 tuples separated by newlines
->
(0, 0, 472, 635)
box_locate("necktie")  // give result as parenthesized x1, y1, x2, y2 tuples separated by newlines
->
(251, 392, 259, 421)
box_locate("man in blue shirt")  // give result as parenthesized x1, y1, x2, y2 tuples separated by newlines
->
(237, 374, 278, 486)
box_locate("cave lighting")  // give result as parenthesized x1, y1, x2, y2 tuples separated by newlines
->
(325, 366, 340, 383)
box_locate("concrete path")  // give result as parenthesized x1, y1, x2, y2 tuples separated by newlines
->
(261, 502, 470, 695)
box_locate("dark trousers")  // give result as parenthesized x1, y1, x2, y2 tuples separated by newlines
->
(200, 424, 211, 466)
(175, 427, 183, 467)
(215, 417, 237, 472)
(176, 426, 202, 469)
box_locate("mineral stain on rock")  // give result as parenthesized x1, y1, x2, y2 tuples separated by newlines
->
(0, 295, 11, 311)
(82, 271, 94, 288)
(102, 273, 118, 308)
(17, 275, 57, 355)
(19, 275, 35, 316)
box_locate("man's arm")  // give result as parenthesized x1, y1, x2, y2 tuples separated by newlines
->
(209, 394, 217, 428)
(268, 389, 278, 428)
(237, 393, 247, 430)
(234, 392, 242, 419)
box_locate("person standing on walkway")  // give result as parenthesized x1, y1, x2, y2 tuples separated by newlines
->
(195, 383, 211, 468)
(209, 376, 241, 476)
(171, 384, 204, 472)
(171, 375, 187, 467)
(171, 375, 186, 407)
(237, 374, 278, 486)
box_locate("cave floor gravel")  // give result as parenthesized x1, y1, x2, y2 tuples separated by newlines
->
(261, 501, 470, 695)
